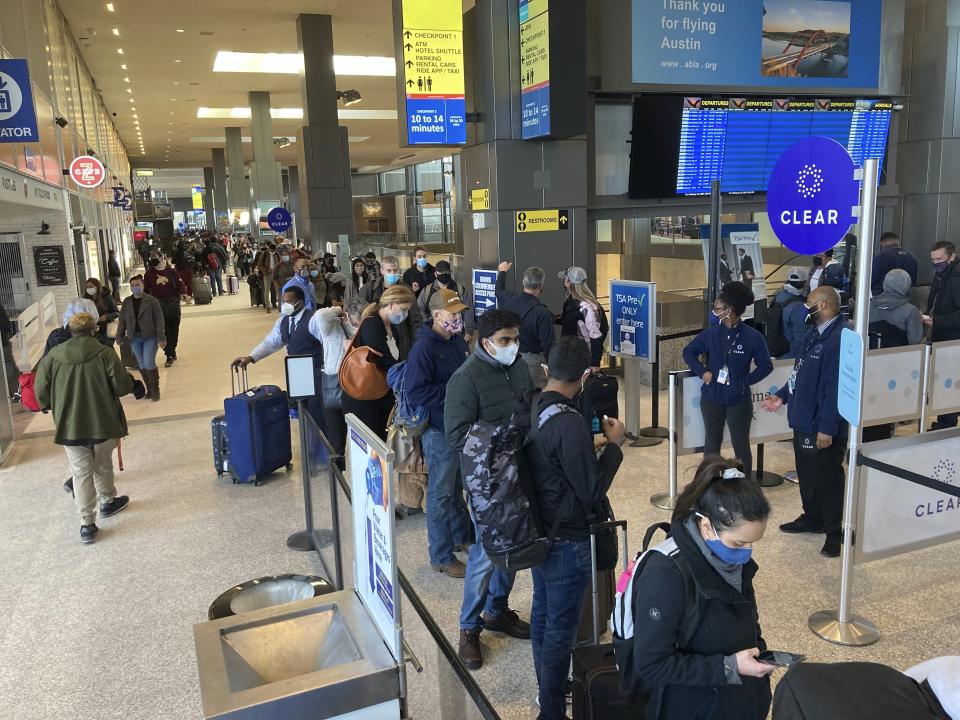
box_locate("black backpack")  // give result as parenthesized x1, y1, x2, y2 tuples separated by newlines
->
(578, 372, 619, 434)
(868, 319, 909, 350)
(764, 295, 803, 357)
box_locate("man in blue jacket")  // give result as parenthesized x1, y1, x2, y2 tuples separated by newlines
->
(871, 232, 918, 297)
(406, 287, 472, 577)
(763, 286, 847, 558)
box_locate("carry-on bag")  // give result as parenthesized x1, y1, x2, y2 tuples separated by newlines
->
(192, 276, 213, 305)
(118, 337, 140, 370)
(571, 520, 646, 720)
(227, 275, 240, 294)
(211, 414, 231, 476)
(577, 372, 620, 434)
(223, 366, 292, 484)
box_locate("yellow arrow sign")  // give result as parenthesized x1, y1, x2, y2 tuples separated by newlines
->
(471, 188, 490, 211)
(516, 208, 569, 232)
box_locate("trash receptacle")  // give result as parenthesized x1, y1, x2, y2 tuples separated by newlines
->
(208, 574, 333, 620)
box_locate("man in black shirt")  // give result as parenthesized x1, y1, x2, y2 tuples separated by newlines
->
(402, 246, 435, 297)
(926, 240, 960, 429)
(495, 261, 555, 388)
(737, 248, 755, 294)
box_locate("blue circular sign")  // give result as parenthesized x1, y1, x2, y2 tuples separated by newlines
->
(766, 137, 859, 255)
(266, 206, 292, 233)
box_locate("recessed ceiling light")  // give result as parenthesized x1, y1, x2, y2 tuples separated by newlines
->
(169, 98, 176, 101)
(116, 47, 123, 54)
(176, 28, 184, 33)
(126, 88, 132, 93)
(174, 59, 181, 63)
(132, 113, 137, 118)
(172, 81, 179, 85)
(106, 3, 115, 11)
(124, 77, 130, 82)
(120, 63, 127, 70)
(112, 28, 120, 36)
(169, 111, 174, 115)
(128, 98, 134, 102)
(212, 51, 395, 77)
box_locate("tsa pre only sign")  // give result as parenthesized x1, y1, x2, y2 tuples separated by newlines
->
(401, 0, 466, 146)
(0, 59, 39, 143)
(610, 279, 657, 362)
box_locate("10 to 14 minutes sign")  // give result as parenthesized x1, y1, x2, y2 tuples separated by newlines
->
(69, 155, 106, 189)
(401, 0, 466, 145)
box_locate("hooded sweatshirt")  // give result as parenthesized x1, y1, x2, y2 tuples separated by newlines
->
(868, 269, 924, 345)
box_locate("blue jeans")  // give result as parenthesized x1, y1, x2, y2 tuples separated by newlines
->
(209, 268, 224, 295)
(130, 336, 158, 370)
(422, 427, 470, 566)
(459, 528, 515, 631)
(531, 539, 592, 720)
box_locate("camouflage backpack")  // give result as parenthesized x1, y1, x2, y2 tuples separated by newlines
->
(460, 396, 576, 572)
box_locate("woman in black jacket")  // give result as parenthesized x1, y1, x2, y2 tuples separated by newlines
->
(341, 284, 416, 440)
(627, 456, 775, 720)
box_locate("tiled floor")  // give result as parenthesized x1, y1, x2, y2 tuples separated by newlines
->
(1, 286, 957, 719)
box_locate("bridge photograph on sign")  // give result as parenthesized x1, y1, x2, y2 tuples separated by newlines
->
(761, 0, 851, 78)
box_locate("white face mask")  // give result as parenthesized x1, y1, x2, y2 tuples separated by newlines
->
(485, 339, 519, 366)
(85, 287, 98, 297)
(280, 302, 298, 317)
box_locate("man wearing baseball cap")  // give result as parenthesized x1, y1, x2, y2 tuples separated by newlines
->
(418, 260, 476, 341)
(405, 288, 473, 576)
(769, 267, 810, 358)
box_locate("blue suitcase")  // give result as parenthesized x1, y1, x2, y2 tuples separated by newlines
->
(224, 366, 293, 485)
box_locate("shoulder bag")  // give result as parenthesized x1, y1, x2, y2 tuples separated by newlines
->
(339, 317, 390, 401)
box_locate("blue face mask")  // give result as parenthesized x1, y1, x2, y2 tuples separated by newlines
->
(698, 514, 752, 565)
(416, 257, 427, 269)
(384, 273, 401, 286)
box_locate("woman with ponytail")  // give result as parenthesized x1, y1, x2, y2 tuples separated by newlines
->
(627, 456, 775, 720)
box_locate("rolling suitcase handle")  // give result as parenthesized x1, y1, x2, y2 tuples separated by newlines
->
(231, 364, 250, 396)
(588, 520, 629, 646)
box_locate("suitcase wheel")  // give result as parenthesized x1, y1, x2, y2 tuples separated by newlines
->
(254, 479, 262, 487)
(285, 463, 293, 472)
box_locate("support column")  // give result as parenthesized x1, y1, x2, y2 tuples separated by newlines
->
(225, 127, 248, 223)
(249, 91, 283, 211)
(211, 147, 229, 231)
(897, 0, 960, 284)
(296, 14, 355, 253)
(203, 166, 216, 230)
(459, 0, 589, 314)
(287, 166, 303, 240)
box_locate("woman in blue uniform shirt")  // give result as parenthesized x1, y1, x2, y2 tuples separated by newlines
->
(683, 282, 773, 478)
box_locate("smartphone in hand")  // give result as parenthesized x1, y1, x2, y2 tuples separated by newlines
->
(756, 650, 806, 668)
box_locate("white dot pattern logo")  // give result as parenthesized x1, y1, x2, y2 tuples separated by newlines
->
(795, 163, 824, 200)
(933, 459, 956, 485)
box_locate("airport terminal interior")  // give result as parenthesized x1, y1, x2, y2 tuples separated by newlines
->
(1, 1, 959, 719)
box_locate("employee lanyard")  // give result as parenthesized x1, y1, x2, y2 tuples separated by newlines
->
(721, 323, 744, 366)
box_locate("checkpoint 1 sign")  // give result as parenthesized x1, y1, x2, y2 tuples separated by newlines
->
(766, 136, 860, 256)
(266, 206, 292, 233)
(0, 59, 39, 143)
(401, 0, 466, 146)
(473, 268, 497, 319)
(610, 279, 657, 362)
(69, 155, 106, 189)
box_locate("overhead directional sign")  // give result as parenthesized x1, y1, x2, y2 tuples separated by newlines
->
(0, 59, 39, 143)
(516, 208, 569, 233)
(400, 0, 466, 146)
(472, 268, 497, 319)
(520, 0, 550, 139)
(191, 185, 204, 210)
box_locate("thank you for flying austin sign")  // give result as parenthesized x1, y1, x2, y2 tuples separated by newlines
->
(766, 136, 859, 255)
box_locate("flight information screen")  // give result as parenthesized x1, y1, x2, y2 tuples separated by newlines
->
(676, 97, 892, 195)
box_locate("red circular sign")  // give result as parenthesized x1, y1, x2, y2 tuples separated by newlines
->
(69, 155, 106, 189)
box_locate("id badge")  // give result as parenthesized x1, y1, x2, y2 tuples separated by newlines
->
(787, 369, 797, 395)
(717, 366, 730, 385)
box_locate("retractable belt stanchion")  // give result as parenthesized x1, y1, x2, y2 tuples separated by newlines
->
(754, 443, 784, 487)
(626, 356, 663, 448)
(651, 371, 680, 510)
(808, 158, 881, 647)
(640, 329, 701, 439)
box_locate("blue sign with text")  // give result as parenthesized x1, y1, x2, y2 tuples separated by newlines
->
(766, 136, 859, 255)
(838, 327, 864, 427)
(632, 0, 881, 90)
(266, 206, 292, 233)
(0, 59, 39, 143)
(406, 97, 466, 145)
(610, 280, 656, 362)
(521, 85, 550, 139)
(472, 269, 498, 319)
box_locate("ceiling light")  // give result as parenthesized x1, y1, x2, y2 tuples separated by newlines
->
(116, 47, 123, 54)
(132, 113, 137, 118)
(106, 3, 115, 11)
(126, 88, 132, 93)
(169, 111, 174, 115)
(124, 77, 130, 82)
(128, 98, 134, 102)
(174, 59, 181, 63)
(176, 28, 184, 33)
(196, 106, 396, 120)
(120, 63, 127, 70)
(112, 27, 120, 36)
(172, 81, 179, 85)
(169, 98, 176, 101)
(212, 51, 395, 77)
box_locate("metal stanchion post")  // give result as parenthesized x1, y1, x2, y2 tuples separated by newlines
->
(919, 343, 931, 434)
(754, 443, 784, 487)
(651, 372, 679, 510)
(287, 399, 316, 551)
(626, 355, 663, 448)
(640, 335, 669, 439)
(808, 158, 881, 647)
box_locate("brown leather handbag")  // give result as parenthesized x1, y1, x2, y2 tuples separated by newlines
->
(339, 318, 390, 401)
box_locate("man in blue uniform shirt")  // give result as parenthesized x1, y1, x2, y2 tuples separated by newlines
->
(763, 286, 847, 558)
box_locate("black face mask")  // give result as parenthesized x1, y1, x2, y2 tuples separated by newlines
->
(149, 258, 160, 267)
(813, 257, 823, 267)
(436, 273, 452, 285)
(803, 303, 821, 325)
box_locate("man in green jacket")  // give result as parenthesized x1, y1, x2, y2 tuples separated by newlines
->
(445, 309, 534, 670)
(35, 312, 135, 544)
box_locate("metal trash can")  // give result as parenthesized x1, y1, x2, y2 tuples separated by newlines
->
(208, 574, 333, 620)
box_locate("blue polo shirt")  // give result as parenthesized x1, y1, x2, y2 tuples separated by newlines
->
(683, 321, 773, 406)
